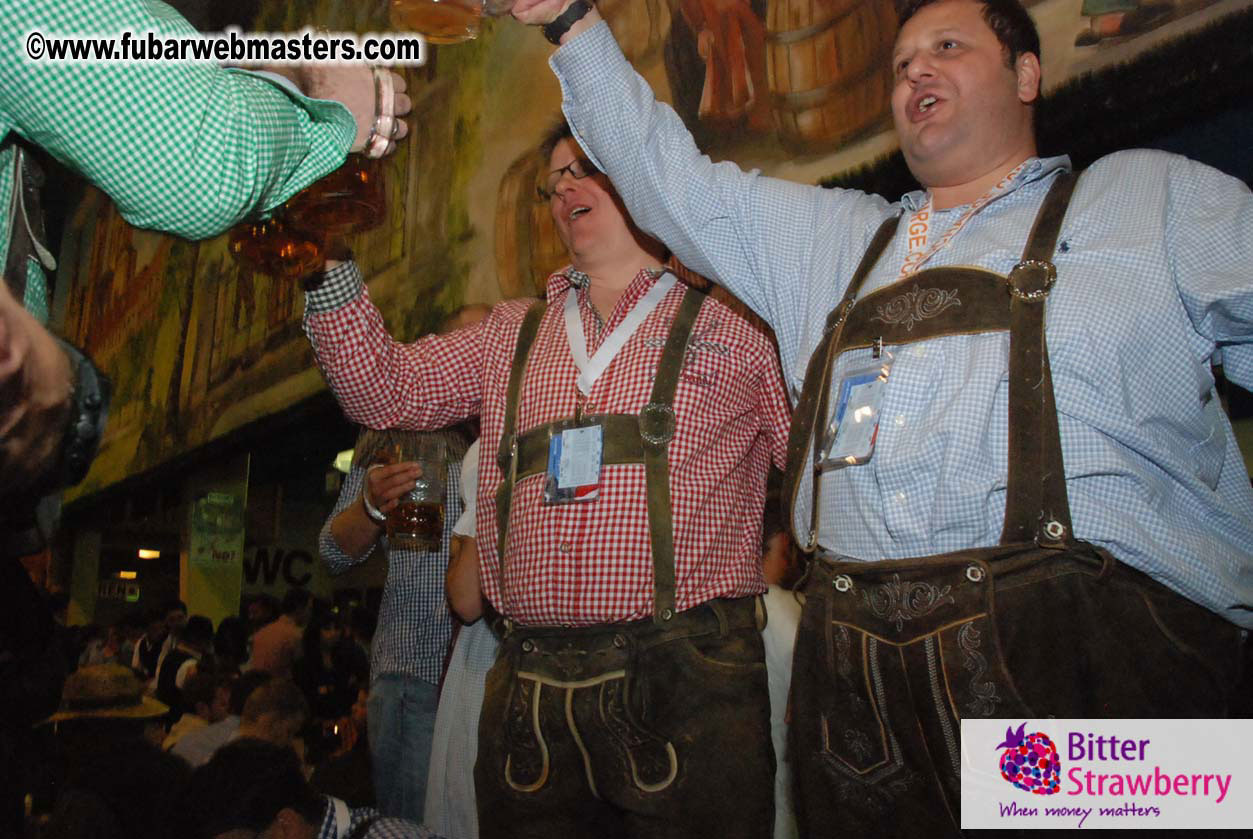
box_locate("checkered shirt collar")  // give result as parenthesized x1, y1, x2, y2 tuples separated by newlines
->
(898, 155, 1072, 212)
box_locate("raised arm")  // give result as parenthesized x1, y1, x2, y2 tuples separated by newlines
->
(302, 261, 487, 430)
(511, 2, 887, 358)
(2, 0, 413, 238)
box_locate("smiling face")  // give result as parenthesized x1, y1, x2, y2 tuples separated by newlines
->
(890, 0, 1040, 190)
(545, 138, 638, 270)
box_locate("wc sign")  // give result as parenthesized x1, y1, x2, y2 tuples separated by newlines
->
(243, 546, 313, 589)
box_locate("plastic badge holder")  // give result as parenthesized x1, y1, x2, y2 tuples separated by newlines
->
(818, 352, 893, 470)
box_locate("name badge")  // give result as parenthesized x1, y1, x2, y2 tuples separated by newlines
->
(544, 423, 604, 504)
(819, 354, 893, 469)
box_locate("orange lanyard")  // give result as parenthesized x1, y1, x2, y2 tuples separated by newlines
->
(896, 161, 1030, 280)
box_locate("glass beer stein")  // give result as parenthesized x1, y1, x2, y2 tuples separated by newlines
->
(390, 0, 515, 45)
(228, 217, 324, 282)
(284, 157, 386, 236)
(384, 433, 447, 552)
(228, 157, 386, 280)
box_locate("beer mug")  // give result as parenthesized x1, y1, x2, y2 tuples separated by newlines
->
(390, 0, 514, 44)
(228, 157, 385, 280)
(385, 434, 447, 552)
(283, 157, 386, 237)
(227, 217, 324, 281)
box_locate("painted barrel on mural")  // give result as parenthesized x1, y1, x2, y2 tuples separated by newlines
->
(494, 151, 568, 299)
(766, 0, 897, 151)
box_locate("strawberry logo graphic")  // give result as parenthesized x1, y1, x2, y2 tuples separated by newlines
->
(995, 722, 1061, 795)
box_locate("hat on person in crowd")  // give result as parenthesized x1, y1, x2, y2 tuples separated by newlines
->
(42, 663, 169, 723)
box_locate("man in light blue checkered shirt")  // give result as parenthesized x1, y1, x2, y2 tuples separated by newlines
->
(319, 427, 468, 826)
(516, 0, 1252, 833)
(318, 307, 489, 825)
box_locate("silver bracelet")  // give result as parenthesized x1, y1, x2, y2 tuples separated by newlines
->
(361, 464, 388, 523)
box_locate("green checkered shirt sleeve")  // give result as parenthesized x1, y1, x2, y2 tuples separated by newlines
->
(1, 0, 356, 242)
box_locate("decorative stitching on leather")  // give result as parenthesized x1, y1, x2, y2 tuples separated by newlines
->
(861, 574, 956, 632)
(566, 686, 601, 799)
(831, 623, 868, 713)
(504, 679, 549, 793)
(843, 729, 875, 763)
(822, 638, 920, 815)
(832, 624, 853, 679)
(599, 677, 678, 793)
(925, 635, 961, 780)
(869, 286, 961, 331)
(958, 621, 1000, 717)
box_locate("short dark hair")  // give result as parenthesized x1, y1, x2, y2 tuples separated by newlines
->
(161, 599, 187, 617)
(240, 678, 308, 726)
(280, 587, 311, 616)
(538, 117, 574, 166)
(897, 0, 1040, 68)
(181, 670, 221, 711)
(228, 670, 272, 716)
(182, 615, 214, 648)
(186, 739, 324, 836)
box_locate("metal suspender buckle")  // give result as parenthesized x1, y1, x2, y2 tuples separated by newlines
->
(639, 402, 677, 446)
(1008, 259, 1057, 301)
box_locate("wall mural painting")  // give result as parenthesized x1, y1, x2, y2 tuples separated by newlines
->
(1073, 0, 1223, 47)
(55, 0, 1250, 498)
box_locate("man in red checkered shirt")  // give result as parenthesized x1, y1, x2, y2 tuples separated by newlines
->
(303, 122, 790, 839)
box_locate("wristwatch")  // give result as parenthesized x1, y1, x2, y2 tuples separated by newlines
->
(543, 0, 594, 46)
(50, 339, 111, 492)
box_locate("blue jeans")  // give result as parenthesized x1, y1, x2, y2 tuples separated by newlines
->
(368, 673, 440, 823)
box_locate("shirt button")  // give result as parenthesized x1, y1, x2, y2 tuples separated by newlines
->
(894, 414, 906, 427)
(895, 490, 907, 503)
(559, 542, 572, 554)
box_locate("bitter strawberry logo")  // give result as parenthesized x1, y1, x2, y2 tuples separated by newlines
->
(996, 722, 1061, 795)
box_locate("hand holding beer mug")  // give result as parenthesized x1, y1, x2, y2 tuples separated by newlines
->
(391, 0, 516, 44)
(227, 66, 400, 280)
(368, 434, 447, 551)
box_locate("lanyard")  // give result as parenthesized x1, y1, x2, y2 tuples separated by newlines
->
(331, 797, 351, 838)
(896, 160, 1030, 279)
(564, 271, 677, 396)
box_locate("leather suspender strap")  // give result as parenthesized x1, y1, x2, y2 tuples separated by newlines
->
(496, 301, 548, 586)
(511, 413, 644, 480)
(643, 285, 706, 624)
(1002, 170, 1079, 546)
(493, 285, 708, 624)
(782, 214, 901, 552)
(782, 169, 1083, 555)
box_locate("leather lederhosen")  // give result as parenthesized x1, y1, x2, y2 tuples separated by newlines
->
(781, 173, 1242, 837)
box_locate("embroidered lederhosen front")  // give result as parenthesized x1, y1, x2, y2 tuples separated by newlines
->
(781, 173, 1242, 837)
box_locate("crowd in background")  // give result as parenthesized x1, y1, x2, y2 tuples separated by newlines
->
(22, 588, 397, 837)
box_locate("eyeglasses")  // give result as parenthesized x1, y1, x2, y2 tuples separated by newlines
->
(535, 157, 600, 202)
